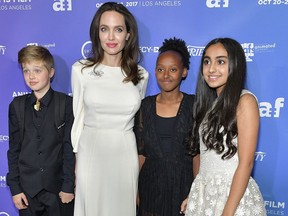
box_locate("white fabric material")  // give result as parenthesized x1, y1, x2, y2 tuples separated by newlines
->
(185, 90, 266, 216)
(71, 61, 149, 216)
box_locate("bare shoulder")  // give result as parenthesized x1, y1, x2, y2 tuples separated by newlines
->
(237, 92, 259, 118)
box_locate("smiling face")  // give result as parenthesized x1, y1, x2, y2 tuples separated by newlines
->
(202, 43, 229, 96)
(22, 60, 54, 97)
(99, 10, 130, 62)
(156, 50, 187, 93)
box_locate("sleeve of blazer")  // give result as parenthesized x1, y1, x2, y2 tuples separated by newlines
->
(61, 96, 76, 193)
(6, 100, 23, 196)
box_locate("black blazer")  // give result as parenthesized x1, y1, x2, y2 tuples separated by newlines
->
(7, 89, 75, 197)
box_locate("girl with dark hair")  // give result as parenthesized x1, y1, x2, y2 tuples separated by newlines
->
(71, 2, 148, 216)
(134, 37, 199, 216)
(182, 38, 266, 216)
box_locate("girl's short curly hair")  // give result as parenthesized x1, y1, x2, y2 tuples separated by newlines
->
(158, 37, 190, 70)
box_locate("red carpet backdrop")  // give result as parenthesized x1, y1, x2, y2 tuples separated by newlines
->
(0, 1, 287, 215)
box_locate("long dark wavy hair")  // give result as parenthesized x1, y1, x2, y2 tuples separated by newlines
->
(83, 2, 143, 85)
(190, 38, 247, 159)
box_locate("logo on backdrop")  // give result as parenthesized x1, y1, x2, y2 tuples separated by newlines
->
(206, 0, 229, 8)
(0, 212, 10, 216)
(187, 46, 204, 57)
(0, 175, 7, 188)
(242, 43, 254, 62)
(255, 152, 266, 161)
(0, 45, 6, 55)
(53, 0, 72, 11)
(0, 135, 9, 142)
(139, 46, 159, 53)
(259, 97, 285, 118)
(186, 42, 275, 62)
(0, 0, 32, 11)
(27, 42, 56, 49)
(265, 200, 285, 216)
(243, 42, 276, 62)
(94, 1, 183, 8)
(81, 41, 92, 59)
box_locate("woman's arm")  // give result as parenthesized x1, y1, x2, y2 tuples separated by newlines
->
(193, 154, 200, 177)
(222, 93, 259, 216)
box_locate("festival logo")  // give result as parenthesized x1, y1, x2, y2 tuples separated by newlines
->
(81, 41, 92, 59)
(243, 42, 276, 62)
(206, 0, 229, 8)
(12, 91, 30, 98)
(259, 98, 285, 118)
(255, 151, 267, 161)
(0, 135, 9, 142)
(0, 175, 7, 188)
(139, 46, 159, 53)
(265, 200, 285, 216)
(242, 43, 255, 62)
(0, 45, 6, 55)
(27, 42, 56, 49)
(0, 0, 32, 11)
(187, 45, 204, 57)
(53, 0, 72, 11)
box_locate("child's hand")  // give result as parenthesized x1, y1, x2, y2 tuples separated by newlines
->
(12, 192, 28, 210)
(180, 197, 188, 214)
(59, 191, 74, 204)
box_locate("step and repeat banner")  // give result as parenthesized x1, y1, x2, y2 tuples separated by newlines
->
(0, 1, 287, 215)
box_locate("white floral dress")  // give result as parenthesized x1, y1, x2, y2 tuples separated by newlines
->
(185, 90, 266, 216)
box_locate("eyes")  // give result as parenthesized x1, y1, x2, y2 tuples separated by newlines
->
(203, 57, 227, 65)
(100, 26, 124, 33)
(156, 67, 178, 73)
(203, 58, 226, 66)
(23, 68, 44, 75)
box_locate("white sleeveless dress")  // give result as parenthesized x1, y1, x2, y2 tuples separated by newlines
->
(185, 90, 266, 216)
(71, 61, 149, 216)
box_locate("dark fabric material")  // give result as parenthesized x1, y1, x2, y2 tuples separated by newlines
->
(134, 93, 195, 216)
(7, 89, 75, 198)
(155, 115, 176, 153)
(19, 190, 74, 216)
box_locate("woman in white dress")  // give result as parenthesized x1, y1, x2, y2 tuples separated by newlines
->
(181, 38, 266, 216)
(71, 2, 149, 216)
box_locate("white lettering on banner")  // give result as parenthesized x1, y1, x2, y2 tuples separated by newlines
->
(258, 0, 273, 4)
(154, 1, 181, 6)
(259, 98, 285, 118)
(254, 152, 266, 161)
(1, 0, 31, 2)
(0, 212, 10, 216)
(139, 46, 159, 53)
(0, 45, 6, 55)
(187, 46, 204, 57)
(53, 0, 72, 11)
(27, 42, 38, 46)
(266, 209, 284, 215)
(95, 3, 104, 8)
(241, 43, 255, 62)
(265, 201, 285, 209)
(206, 0, 229, 8)
(12, 92, 29, 97)
(259, 0, 288, 5)
(139, 1, 153, 6)
(0, 135, 9, 142)
(0, 176, 6, 181)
